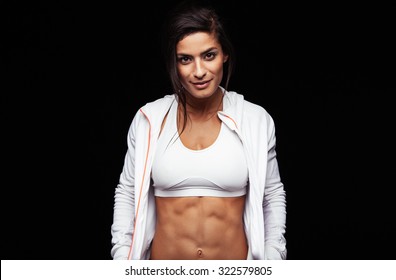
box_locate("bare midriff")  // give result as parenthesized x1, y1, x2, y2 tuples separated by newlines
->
(150, 195, 248, 260)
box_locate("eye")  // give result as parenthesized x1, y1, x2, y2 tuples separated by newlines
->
(204, 51, 217, 60)
(178, 56, 191, 65)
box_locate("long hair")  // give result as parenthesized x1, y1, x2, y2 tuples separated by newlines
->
(161, 0, 235, 133)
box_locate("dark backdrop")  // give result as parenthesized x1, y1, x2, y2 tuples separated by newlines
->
(3, 0, 395, 260)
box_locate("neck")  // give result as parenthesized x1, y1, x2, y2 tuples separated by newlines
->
(184, 87, 223, 117)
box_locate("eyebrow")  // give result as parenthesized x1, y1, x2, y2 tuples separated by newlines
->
(177, 47, 218, 57)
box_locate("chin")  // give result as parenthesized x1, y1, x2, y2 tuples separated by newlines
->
(186, 86, 219, 99)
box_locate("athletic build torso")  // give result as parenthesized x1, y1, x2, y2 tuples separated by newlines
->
(150, 99, 248, 259)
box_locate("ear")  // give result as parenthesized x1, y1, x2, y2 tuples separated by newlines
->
(223, 55, 229, 63)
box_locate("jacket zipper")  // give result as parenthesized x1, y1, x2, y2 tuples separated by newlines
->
(128, 108, 151, 260)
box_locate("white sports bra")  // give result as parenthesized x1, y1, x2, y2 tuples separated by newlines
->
(151, 100, 248, 197)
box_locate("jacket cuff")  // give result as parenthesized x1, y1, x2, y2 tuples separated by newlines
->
(265, 246, 287, 260)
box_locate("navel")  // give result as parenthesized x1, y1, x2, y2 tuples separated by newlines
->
(197, 248, 204, 258)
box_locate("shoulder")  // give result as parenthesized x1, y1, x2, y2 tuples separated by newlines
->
(131, 94, 175, 120)
(226, 90, 273, 123)
(131, 94, 176, 129)
(243, 99, 269, 116)
(140, 94, 175, 112)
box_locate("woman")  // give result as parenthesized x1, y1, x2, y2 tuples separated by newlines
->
(111, 0, 287, 260)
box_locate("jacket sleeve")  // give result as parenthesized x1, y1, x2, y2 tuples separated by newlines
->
(110, 113, 139, 260)
(263, 114, 287, 260)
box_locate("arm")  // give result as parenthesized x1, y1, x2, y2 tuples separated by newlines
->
(110, 114, 139, 260)
(263, 115, 287, 260)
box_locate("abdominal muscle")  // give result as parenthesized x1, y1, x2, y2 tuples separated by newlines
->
(150, 195, 248, 260)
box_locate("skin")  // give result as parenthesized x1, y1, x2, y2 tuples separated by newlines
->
(150, 31, 248, 260)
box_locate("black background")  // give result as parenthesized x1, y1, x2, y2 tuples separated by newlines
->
(3, 0, 395, 260)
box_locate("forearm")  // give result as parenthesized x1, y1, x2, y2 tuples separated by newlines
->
(263, 182, 287, 259)
(111, 183, 135, 260)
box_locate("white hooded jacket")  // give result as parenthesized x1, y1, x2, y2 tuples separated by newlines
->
(111, 89, 287, 260)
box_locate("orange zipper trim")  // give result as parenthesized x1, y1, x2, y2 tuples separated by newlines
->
(222, 114, 238, 130)
(128, 108, 151, 260)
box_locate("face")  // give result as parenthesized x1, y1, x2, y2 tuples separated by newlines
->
(176, 31, 228, 100)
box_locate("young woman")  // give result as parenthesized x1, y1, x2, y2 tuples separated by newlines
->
(111, 0, 287, 260)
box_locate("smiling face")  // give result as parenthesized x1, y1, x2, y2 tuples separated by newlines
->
(176, 31, 228, 100)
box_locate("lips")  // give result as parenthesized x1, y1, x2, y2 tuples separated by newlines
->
(191, 80, 211, 89)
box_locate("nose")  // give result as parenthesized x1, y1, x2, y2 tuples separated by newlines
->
(193, 60, 207, 79)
